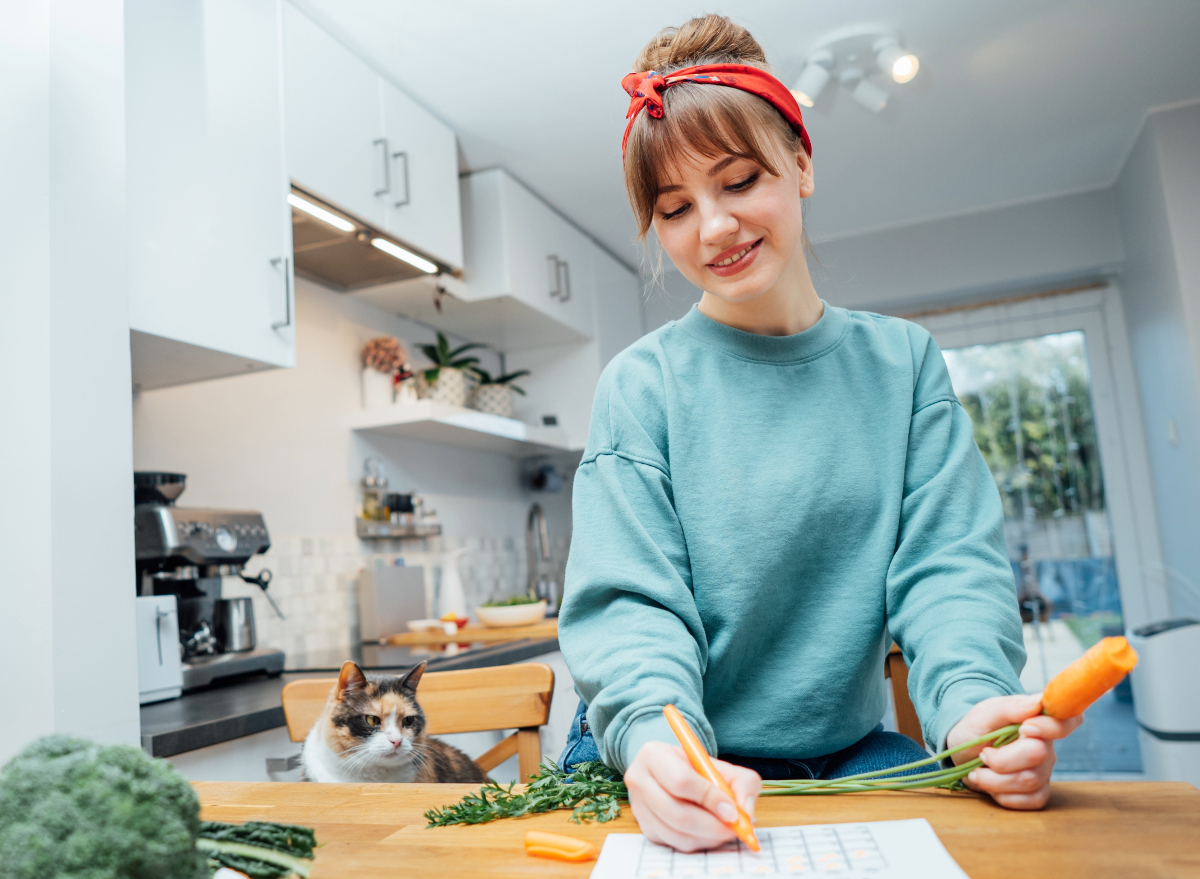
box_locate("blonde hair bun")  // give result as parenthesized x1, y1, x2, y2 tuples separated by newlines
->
(633, 14, 766, 74)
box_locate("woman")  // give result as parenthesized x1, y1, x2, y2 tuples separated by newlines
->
(558, 15, 1081, 853)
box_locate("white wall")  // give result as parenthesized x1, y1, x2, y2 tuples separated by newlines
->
(642, 269, 701, 333)
(0, 0, 140, 765)
(812, 187, 1124, 314)
(1116, 103, 1200, 618)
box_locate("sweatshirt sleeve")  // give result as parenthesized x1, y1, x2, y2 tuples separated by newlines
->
(886, 329, 1027, 751)
(557, 360, 711, 774)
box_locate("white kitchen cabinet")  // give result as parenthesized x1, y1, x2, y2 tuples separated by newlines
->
(510, 250, 644, 448)
(282, 4, 386, 228)
(461, 169, 596, 345)
(127, 0, 295, 391)
(283, 4, 463, 270)
(593, 247, 646, 367)
(381, 81, 464, 269)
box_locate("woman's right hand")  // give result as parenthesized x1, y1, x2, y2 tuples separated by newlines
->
(624, 741, 762, 852)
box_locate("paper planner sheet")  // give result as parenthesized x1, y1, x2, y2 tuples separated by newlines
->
(589, 818, 969, 879)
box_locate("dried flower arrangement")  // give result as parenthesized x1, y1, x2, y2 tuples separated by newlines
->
(361, 336, 406, 374)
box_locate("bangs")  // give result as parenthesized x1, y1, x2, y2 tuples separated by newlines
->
(624, 83, 801, 238)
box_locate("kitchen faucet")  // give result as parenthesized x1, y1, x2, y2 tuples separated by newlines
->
(526, 503, 556, 612)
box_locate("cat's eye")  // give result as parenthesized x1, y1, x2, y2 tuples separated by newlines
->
(402, 715, 416, 728)
(364, 715, 381, 727)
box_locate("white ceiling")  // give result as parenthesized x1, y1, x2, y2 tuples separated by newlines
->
(294, 0, 1200, 269)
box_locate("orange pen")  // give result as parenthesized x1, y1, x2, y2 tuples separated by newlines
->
(663, 704, 760, 852)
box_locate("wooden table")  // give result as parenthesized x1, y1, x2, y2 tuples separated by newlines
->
(196, 781, 1200, 878)
(383, 618, 558, 647)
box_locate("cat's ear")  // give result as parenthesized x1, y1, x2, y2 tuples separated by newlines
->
(336, 660, 368, 701)
(398, 660, 427, 693)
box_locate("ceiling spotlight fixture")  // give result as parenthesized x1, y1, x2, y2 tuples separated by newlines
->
(791, 48, 833, 108)
(287, 192, 355, 232)
(853, 78, 890, 113)
(794, 29, 920, 116)
(874, 37, 919, 84)
(371, 237, 438, 274)
(840, 68, 888, 114)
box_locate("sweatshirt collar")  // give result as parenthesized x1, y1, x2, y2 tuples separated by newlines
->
(676, 300, 848, 364)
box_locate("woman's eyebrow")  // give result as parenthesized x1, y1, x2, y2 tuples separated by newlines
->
(658, 184, 683, 194)
(708, 156, 737, 176)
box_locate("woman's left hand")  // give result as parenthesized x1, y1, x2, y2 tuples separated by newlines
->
(945, 693, 1082, 810)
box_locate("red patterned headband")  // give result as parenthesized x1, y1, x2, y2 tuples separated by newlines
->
(621, 63, 812, 160)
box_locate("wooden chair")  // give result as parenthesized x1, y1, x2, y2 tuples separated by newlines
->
(885, 643, 925, 748)
(280, 663, 555, 781)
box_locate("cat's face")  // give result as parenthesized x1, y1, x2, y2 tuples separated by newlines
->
(323, 660, 428, 768)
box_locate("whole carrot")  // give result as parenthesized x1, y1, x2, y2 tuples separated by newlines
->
(663, 704, 760, 852)
(1042, 636, 1138, 718)
(523, 829, 599, 862)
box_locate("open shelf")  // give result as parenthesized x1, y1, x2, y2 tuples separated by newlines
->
(349, 400, 574, 457)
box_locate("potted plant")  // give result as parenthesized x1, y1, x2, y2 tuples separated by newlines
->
(468, 367, 530, 418)
(417, 332, 487, 408)
(360, 336, 406, 408)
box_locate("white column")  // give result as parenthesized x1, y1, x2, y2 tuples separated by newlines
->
(0, 0, 139, 764)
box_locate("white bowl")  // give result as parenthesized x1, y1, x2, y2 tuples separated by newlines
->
(475, 600, 547, 628)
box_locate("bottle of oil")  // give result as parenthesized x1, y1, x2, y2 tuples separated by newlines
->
(361, 457, 388, 521)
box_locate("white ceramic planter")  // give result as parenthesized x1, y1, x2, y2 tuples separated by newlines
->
(427, 367, 474, 408)
(471, 384, 514, 418)
(361, 367, 394, 408)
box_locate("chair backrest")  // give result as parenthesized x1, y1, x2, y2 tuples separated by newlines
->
(885, 644, 925, 747)
(282, 662, 555, 742)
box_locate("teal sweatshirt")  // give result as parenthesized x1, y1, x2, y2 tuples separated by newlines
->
(559, 303, 1026, 774)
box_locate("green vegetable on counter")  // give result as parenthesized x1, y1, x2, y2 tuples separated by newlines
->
(424, 759, 627, 827)
(198, 822, 317, 879)
(481, 594, 542, 607)
(0, 734, 317, 879)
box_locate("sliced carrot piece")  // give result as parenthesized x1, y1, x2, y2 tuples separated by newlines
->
(523, 829, 599, 862)
(1042, 636, 1139, 719)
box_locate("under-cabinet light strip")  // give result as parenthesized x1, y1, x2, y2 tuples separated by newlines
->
(371, 237, 437, 274)
(287, 193, 355, 232)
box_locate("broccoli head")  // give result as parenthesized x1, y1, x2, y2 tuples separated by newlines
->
(0, 735, 208, 879)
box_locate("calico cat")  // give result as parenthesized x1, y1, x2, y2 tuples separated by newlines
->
(302, 660, 487, 784)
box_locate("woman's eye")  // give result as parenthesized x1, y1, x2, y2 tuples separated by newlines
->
(660, 203, 689, 221)
(727, 172, 759, 191)
(364, 715, 380, 727)
(402, 715, 416, 728)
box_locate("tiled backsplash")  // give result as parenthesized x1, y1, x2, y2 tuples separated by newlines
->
(224, 534, 569, 669)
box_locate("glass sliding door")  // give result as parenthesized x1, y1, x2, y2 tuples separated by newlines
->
(914, 287, 1161, 777)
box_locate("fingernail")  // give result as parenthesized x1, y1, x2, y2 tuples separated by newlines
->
(967, 771, 978, 785)
(717, 802, 737, 822)
(1020, 724, 1039, 737)
(978, 750, 990, 766)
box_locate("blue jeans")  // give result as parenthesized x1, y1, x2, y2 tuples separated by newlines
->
(558, 699, 929, 780)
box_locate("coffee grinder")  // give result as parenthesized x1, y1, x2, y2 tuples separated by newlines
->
(133, 471, 285, 689)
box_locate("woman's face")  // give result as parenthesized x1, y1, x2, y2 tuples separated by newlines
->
(651, 144, 814, 305)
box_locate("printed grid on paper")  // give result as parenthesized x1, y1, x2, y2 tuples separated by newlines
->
(634, 824, 888, 877)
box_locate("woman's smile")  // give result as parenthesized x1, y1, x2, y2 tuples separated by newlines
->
(707, 239, 762, 277)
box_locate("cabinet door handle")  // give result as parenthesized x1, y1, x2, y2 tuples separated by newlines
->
(556, 259, 571, 303)
(270, 256, 292, 330)
(391, 150, 410, 207)
(547, 254, 561, 299)
(373, 137, 390, 196)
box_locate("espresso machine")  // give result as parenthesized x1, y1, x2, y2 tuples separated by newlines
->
(134, 471, 285, 689)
